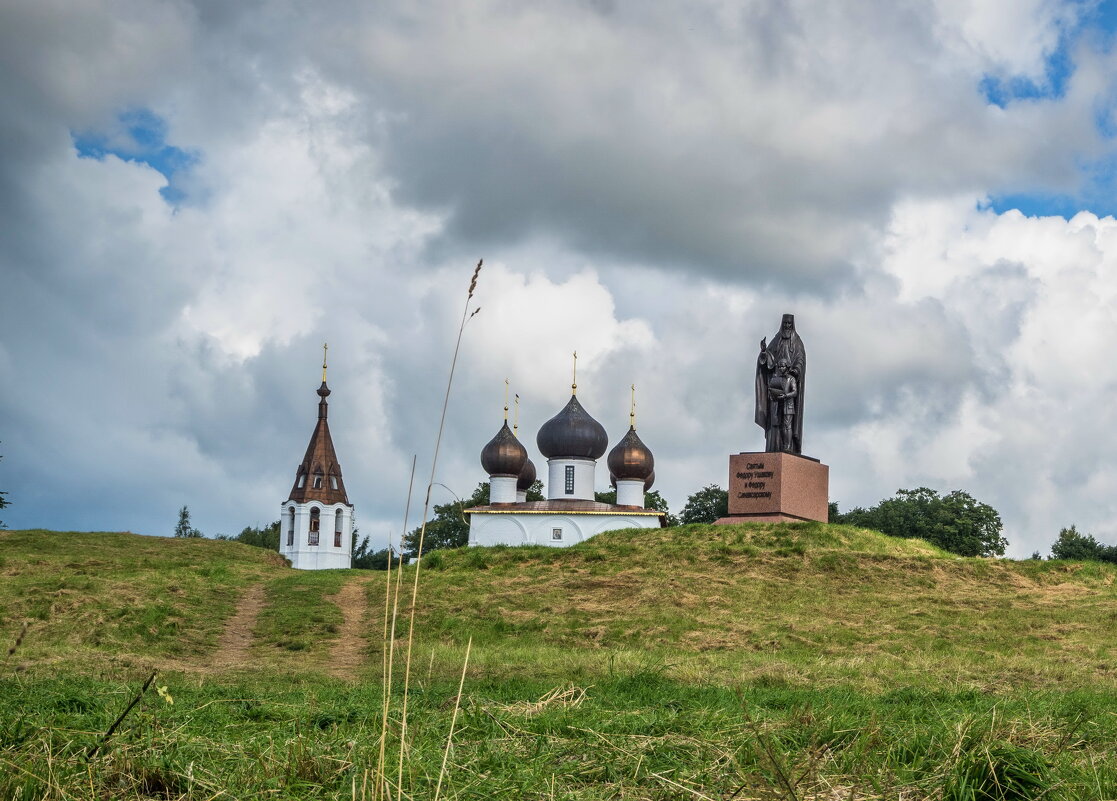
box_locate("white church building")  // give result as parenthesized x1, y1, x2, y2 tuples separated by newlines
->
(466, 383, 665, 546)
(279, 355, 355, 569)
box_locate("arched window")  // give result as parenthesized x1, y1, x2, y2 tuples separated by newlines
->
(287, 506, 295, 546)
(308, 507, 320, 546)
(334, 509, 343, 547)
(330, 475, 338, 490)
(297, 473, 306, 488)
(313, 471, 323, 489)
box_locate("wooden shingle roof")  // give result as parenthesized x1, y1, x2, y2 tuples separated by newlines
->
(286, 381, 350, 506)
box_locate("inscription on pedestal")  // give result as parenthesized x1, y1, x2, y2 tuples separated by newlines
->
(724, 452, 829, 522)
(735, 462, 774, 499)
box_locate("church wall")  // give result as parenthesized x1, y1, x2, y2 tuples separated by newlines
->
(469, 512, 660, 548)
(615, 479, 645, 507)
(489, 475, 518, 503)
(545, 458, 595, 500)
(469, 515, 528, 547)
(279, 500, 354, 570)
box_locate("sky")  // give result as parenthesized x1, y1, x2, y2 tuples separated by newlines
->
(3, 0, 1117, 558)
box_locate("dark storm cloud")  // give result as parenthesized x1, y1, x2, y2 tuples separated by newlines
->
(284, 0, 1098, 290)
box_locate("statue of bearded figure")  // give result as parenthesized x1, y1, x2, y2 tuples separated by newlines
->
(754, 314, 806, 454)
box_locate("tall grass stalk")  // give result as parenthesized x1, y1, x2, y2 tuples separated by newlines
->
(87, 670, 157, 759)
(397, 259, 481, 801)
(434, 636, 472, 801)
(375, 547, 393, 800)
(376, 454, 417, 801)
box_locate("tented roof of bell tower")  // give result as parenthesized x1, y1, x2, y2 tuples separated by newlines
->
(287, 379, 350, 505)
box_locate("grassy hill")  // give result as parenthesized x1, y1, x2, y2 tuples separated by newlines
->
(2, 524, 1117, 799)
(5, 524, 1114, 690)
(398, 522, 1117, 691)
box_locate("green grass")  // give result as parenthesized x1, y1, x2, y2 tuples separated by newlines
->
(0, 530, 283, 672)
(391, 523, 1117, 691)
(2, 673, 1116, 799)
(3, 524, 1117, 798)
(254, 570, 351, 658)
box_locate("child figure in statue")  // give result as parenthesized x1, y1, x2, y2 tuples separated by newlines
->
(766, 357, 798, 452)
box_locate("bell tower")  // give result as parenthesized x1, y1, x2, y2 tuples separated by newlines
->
(279, 344, 355, 569)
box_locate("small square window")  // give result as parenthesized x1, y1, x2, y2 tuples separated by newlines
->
(308, 531, 320, 546)
(552, 528, 562, 541)
(564, 465, 575, 495)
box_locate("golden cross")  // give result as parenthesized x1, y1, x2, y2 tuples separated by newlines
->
(572, 351, 578, 395)
(504, 378, 510, 421)
(630, 384, 636, 428)
(322, 342, 328, 382)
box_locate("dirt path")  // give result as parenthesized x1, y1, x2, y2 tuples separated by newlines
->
(211, 583, 266, 668)
(326, 576, 375, 680)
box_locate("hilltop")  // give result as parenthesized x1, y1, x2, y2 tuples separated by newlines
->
(2, 523, 1115, 691)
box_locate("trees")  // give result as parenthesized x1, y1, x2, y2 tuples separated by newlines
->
(1049, 525, 1116, 562)
(351, 535, 407, 570)
(173, 506, 203, 538)
(227, 521, 280, 550)
(594, 489, 678, 526)
(403, 480, 544, 557)
(679, 484, 729, 524)
(838, 487, 1006, 557)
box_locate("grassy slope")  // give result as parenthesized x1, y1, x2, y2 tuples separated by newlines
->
(0, 530, 285, 671)
(3, 524, 1117, 690)
(397, 522, 1117, 691)
(3, 525, 1117, 799)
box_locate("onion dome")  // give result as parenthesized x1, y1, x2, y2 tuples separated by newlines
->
(536, 395, 609, 459)
(609, 469, 653, 490)
(517, 455, 537, 492)
(607, 426, 655, 482)
(481, 421, 528, 476)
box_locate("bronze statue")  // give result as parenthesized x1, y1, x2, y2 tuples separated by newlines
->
(755, 314, 805, 453)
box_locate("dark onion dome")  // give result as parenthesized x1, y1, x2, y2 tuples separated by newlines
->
(607, 426, 655, 481)
(536, 395, 609, 459)
(481, 421, 528, 476)
(517, 455, 537, 491)
(644, 470, 655, 491)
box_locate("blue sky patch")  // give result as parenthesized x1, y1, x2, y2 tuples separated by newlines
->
(73, 108, 200, 206)
(982, 3, 1117, 219)
(979, 26, 1074, 108)
(988, 154, 1117, 219)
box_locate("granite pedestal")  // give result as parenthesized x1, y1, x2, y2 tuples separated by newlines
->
(714, 452, 829, 524)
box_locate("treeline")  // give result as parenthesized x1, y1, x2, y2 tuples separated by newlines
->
(1047, 525, 1117, 563)
(829, 487, 1006, 557)
(670, 484, 1008, 558)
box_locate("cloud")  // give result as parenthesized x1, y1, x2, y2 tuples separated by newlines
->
(3, 0, 1117, 563)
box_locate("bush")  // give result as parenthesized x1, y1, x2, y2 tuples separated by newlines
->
(1049, 525, 1117, 563)
(836, 488, 1006, 557)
